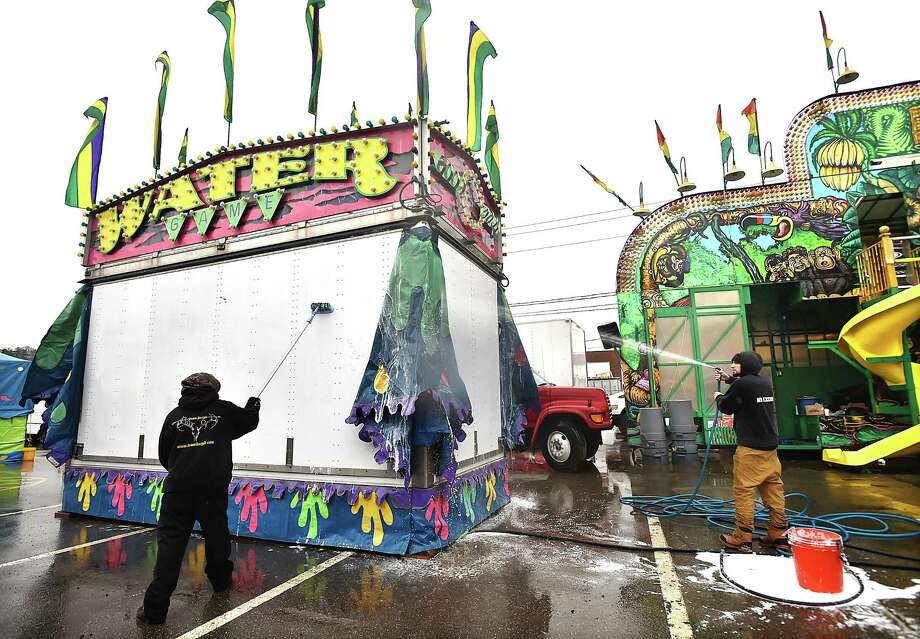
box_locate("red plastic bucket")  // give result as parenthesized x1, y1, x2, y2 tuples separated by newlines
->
(788, 527, 844, 594)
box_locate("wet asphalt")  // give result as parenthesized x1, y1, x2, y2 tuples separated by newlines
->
(0, 445, 917, 639)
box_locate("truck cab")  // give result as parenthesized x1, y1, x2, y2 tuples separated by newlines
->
(523, 384, 612, 472)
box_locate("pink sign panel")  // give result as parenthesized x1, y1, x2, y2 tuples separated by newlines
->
(428, 131, 501, 261)
(86, 124, 416, 266)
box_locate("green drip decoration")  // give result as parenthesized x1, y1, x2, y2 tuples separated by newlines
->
(193, 206, 217, 236)
(223, 198, 248, 228)
(256, 188, 284, 222)
(50, 402, 67, 423)
(164, 214, 186, 241)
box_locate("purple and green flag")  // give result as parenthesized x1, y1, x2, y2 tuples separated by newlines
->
(64, 98, 107, 209)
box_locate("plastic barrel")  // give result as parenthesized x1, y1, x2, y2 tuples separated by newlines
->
(667, 400, 694, 434)
(796, 396, 818, 415)
(788, 527, 844, 594)
(638, 408, 666, 438)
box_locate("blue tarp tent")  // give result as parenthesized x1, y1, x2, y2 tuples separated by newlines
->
(0, 354, 33, 462)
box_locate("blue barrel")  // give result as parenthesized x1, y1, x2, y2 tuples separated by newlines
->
(797, 396, 818, 415)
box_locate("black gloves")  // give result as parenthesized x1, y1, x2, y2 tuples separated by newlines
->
(245, 397, 261, 412)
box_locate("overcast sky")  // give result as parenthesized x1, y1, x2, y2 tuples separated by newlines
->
(1, 1, 918, 349)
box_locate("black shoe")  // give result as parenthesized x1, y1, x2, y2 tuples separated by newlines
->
(136, 606, 165, 625)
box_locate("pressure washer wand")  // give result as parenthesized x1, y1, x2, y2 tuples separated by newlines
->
(255, 302, 334, 398)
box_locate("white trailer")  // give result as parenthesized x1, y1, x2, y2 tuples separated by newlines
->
(516, 319, 588, 387)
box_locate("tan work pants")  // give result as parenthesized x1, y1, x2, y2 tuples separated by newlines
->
(733, 446, 787, 533)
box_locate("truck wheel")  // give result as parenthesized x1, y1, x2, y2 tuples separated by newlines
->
(541, 421, 587, 472)
(585, 430, 601, 460)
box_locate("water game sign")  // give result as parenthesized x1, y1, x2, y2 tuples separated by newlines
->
(85, 124, 416, 266)
(428, 130, 501, 260)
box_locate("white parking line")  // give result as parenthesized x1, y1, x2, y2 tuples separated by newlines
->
(610, 471, 692, 639)
(175, 551, 353, 639)
(0, 528, 152, 569)
(648, 518, 694, 639)
(0, 503, 62, 518)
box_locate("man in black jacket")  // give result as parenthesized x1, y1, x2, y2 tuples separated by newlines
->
(714, 352, 789, 553)
(137, 373, 260, 625)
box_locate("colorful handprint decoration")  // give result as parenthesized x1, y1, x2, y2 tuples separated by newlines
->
(235, 483, 268, 533)
(146, 479, 164, 521)
(462, 482, 477, 522)
(75, 471, 97, 512)
(290, 489, 329, 540)
(485, 472, 498, 512)
(351, 491, 393, 547)
(106, 472, 133, 517)
(425, 493, 450, 541)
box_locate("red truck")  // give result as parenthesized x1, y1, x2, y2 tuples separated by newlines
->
(523, 385, 612, 472)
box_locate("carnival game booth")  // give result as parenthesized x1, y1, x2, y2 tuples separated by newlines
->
(613, 81, 920, 464)
(37, 120, 537, 554)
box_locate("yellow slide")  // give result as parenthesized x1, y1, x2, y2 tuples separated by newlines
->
(823, 285, 920, 465)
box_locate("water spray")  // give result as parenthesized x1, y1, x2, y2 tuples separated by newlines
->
(256, 302, 335, 398)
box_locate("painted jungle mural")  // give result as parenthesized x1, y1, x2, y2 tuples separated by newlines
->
(615, 86, 920, 411)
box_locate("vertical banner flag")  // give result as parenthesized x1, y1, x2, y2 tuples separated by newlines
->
(207, 0, 236, 123)
(741, 98, 760, 155)
(484, 101, 501, 200)
(412, 0, 432, 117)
(64, 98, 108, 209)
(153, 50, 171, 171)
(351, 101, 359, 127)
(579, 164, 632, 210)
(465, 22, 497, 152)
(654, 120, 679, 175)
(305, 0, 324, 117)
(716, 105, 732, 165)
(819, 11, 834, 70)
(178, 127, 189, 166)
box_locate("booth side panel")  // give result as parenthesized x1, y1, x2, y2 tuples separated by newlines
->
(79, 232, 401, 472)
(439, 243, 501, 463)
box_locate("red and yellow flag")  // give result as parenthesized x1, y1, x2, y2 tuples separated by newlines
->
(716, 105, 732, 165)
(741, 99, 760, 155)
(819, 11, 833, 71)
(655, 120, 678, 175)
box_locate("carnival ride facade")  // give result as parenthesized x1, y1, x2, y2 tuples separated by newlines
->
(615, 81, 920, 464)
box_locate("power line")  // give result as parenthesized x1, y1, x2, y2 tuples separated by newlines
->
(505, 232, 631, 255)
(510, 291, 618, 307)
(504, 211, 638, 237)
(515, 303, 618, 318)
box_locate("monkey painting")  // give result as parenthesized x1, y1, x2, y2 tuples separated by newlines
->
(809, 245, 855, 297)
(765, 254, 795, 282)
(652, 244, 691, 288)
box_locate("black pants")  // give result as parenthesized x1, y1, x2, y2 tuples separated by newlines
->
(143, 491, 233, 622)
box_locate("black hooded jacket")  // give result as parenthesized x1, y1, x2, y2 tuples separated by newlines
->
(716, 352, 778, 450)
(158, 388, 259, 494)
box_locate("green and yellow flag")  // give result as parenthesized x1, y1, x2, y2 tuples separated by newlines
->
(207, 0, 236, 123)
(741, 98, 760, 155)
(579, 164, 632, 210)
(484, 101, 501, 200)
(305, 0, 324, 117)
(65, 97, 108, 209)
(716, 104, 732, 165)
(350, 101, 359, 127)
(466, 21, 497, 152)
(153, 50, 171, 171)
(412, 0, 431, 117)
(655, 120, 679, 175)
(819, 11, 833, 71)
(178, 127, 189, 166)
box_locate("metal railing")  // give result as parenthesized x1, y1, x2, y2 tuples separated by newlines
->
(855, 226, 900, 303)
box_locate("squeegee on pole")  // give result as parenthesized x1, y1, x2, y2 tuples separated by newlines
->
(256, 302, 334, 398)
